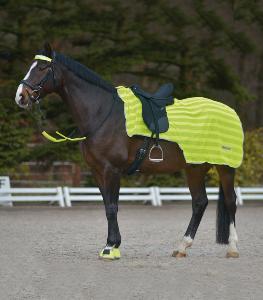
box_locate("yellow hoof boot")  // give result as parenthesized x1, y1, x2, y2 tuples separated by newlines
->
(99, 246, 121, 260)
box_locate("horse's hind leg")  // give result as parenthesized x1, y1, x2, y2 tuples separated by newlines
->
(172, 164, 209, 258)
(216, 165, 239, 258)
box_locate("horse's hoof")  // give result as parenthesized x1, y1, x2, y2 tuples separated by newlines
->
(172, 250, 186, 258)
(99, 246, 121, 260)
(226, 251, 239, 258)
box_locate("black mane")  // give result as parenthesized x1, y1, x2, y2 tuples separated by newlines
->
(55, 53, 116, 93)
(37, 49, 116, 93)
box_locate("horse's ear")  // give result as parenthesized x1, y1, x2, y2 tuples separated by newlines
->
(43, 42, 53, 58)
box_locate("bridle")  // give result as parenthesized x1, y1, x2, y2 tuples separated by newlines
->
(20, 54, 56, 104)
(19, 52, 118, 141)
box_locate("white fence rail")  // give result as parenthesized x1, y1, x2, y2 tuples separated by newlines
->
(236, 187, 263, 205)
(63, 187, 158, 207)
(0, 187, 64, 207)
(0, 181, 262, 207)
(61, 186, 263, 207)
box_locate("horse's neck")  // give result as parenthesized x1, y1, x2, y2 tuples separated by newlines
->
(58, 69, 115, 135)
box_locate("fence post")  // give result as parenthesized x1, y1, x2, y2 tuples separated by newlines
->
(63, 187, 72, 207)
(154, 187, 162, 206)
(57, 187, 65, 207)
(149, 187, 157, 206)
(235, 186, 243, 206)
(0, 176, 13, 207)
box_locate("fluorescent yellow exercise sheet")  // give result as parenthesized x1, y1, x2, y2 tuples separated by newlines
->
(117, 86, 244, 168)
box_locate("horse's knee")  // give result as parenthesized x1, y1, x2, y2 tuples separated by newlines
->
(192, 195, 208, 214)
(105, 203, 118, 220)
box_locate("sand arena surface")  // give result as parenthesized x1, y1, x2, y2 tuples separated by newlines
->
(0, 203, 262, 300)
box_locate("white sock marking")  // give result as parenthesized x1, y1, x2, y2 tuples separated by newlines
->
(228, 222, 238, 252)
(178, 235, 193, 253)
(104, 245, 113, 250)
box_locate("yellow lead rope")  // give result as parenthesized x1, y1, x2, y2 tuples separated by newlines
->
(42, 131, 86, 143)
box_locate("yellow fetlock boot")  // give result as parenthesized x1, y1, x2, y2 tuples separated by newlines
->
(99, 245, 121, 260)
(112, 247, 121, 259)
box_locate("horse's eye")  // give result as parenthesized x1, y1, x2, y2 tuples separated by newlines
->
(38, 65, 47, 71)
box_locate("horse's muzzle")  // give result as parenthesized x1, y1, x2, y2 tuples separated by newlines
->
(15, 84, 33, 109)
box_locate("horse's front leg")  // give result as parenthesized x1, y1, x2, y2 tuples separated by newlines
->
(92, 167, 121, 260)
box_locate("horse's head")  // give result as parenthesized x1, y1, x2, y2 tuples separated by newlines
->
(15, 43, 57, 109)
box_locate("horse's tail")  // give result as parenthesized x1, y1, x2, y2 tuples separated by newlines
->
(216, 183, 230, 244)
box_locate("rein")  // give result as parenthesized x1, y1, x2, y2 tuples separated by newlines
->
(41, 95, 116, 143)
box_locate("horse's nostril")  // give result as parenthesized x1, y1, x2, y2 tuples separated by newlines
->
(19, 94, 25, 105)
(18, 94, 29, 108)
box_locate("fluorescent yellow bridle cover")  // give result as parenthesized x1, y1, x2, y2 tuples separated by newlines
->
(34, 55, 52, 62)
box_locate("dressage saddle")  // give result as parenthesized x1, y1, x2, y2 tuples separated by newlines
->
(130, 83, 174, 134)
(126, 83, 174, 173)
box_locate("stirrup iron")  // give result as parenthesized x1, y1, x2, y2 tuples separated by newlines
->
(149, 144, 163, 162)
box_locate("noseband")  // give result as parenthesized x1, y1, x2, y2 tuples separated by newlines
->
(20, 55, 56, 104)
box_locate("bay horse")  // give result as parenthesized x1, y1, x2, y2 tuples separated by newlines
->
(15, 43, 240, 259)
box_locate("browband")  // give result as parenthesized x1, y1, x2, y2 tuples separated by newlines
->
(34, 55, 52, 62)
